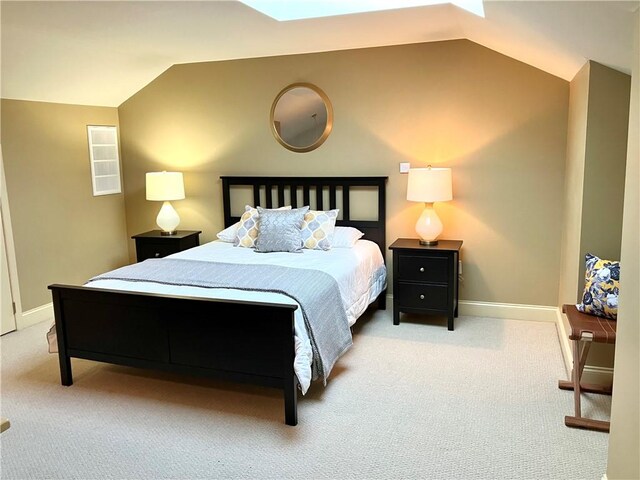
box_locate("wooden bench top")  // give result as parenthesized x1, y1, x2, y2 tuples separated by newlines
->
(563, 304, 616, 344)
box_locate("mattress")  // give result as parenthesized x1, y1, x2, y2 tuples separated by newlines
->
(86, 239, 387, 393)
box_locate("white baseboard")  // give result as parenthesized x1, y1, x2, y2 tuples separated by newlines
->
(386, 297, 557, 322)
(17, 302, 53, 330)
(555, 308, 572, 376)
(582, 365, 615, 385)
(458, 300, 558, 322)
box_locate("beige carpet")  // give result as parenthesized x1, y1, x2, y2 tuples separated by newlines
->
(0, 310, 610, 479)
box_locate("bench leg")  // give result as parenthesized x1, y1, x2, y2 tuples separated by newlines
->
(565, 416, 610, 433)
(560, 338, 610, 432)
(558, 380, 612, 395)
(572, 339, 582, 418)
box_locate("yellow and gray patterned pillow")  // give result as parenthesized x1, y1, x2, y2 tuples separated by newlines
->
(300, 209, 339, 250)
(576, 253, 620, 320)
(235, 205, 291, 248)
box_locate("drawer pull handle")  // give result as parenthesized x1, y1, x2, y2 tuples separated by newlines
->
(420, 294, 425, 300)
(154, 252, 161, 258)
(419, 267, 425, 272)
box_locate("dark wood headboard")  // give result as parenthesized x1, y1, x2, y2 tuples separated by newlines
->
(220, 176, 388, 256)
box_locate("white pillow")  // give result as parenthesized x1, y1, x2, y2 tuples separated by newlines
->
(216, 222, 240, 243)
(332, 226, 364, 248)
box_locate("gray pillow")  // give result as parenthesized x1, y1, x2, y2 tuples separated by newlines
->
(255, 206, 309, 253)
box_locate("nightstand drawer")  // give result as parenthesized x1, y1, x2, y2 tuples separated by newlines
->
(137, 243, 178, 261)
(397, 254, 448, 283)
(396, 282, 448, 310)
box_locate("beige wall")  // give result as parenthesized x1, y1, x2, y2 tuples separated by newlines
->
(558, 62, 589, 307)
(559, 61, 630, 307)
(558, 61, 630, 370)
(0, 100, 129, 311)
(579, 62, 630, 286)
(579, 62, 630, 369)
(607, 11, 639, 480)
(119, 40, 569, 306)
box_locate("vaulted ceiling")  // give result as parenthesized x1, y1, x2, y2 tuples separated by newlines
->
(1, 1, 638, 107)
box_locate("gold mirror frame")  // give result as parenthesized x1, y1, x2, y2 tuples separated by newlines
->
(270, 83, 333, 153)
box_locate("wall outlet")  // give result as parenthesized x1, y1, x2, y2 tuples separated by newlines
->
(399, 162, 411, 174)
(459, 260, 462, 275)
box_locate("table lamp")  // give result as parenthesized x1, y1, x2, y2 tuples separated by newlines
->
(146, 171, 185, 235)
(407, 166, 452, 245)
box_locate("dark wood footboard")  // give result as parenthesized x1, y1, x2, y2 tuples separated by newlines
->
(49, 284, 299, 426)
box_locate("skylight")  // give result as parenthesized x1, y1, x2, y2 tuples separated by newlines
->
(239, 0, 485, 21)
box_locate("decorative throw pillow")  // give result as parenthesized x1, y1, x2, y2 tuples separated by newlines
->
(576, 253, 620, 320)
(254, 206, 309, 253)
(235, 205, 291, 248)
(216, 221, 240, 243)
(332, 226, 364, 248)
(300, 209, 339, 250)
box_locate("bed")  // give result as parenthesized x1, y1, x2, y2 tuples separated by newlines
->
(49, 176, 387, 426)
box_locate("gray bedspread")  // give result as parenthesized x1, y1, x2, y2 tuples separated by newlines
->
(87, 258, 353, 382)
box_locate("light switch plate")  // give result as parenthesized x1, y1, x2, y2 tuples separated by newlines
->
(399, 162, 411, 174)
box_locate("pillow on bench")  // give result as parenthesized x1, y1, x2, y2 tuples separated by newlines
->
(576, 253, 620, 320)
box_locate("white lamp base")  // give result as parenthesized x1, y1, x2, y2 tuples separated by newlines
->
(156, 201, 180, 235)
(415, 202, 443, 245)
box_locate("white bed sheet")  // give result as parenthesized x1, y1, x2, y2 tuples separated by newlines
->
(87, 240, 387, 394)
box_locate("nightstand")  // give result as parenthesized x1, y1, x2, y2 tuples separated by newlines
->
(132, 230, 201, 262)
(389, 238, 462, 331)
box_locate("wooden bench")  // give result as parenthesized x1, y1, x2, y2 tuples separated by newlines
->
(558, 304, 616, 432)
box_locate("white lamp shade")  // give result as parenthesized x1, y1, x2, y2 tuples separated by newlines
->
(146, 172, 185, 201)
(407, 167, 452, 203)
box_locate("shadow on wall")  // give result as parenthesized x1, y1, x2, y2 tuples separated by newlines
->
(444, 110, 566, 305)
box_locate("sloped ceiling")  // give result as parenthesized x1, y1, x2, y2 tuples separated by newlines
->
(1, 0, 638, 107)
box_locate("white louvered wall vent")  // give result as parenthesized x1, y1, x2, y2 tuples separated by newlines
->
(87, 125, 121, 196)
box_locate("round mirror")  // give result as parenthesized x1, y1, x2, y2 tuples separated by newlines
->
(270, 83, 333, 153)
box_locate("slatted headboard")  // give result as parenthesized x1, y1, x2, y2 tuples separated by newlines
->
(220, 176, 388, 256)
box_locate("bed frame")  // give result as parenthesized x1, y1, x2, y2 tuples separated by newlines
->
(49, 176, 387, 426)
